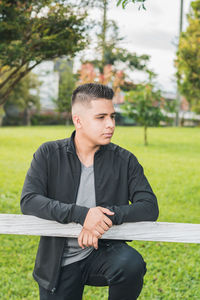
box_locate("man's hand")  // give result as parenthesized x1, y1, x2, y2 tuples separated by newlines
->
(78, 207, 114, 250)
(83, 206, 114, 237)
(78, 228, 99, 249)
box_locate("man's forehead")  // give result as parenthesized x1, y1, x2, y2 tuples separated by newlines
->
(90, 99, 115, 114)
(72, 98, 115, 116)
(90, 97, 112, 101)
(90, 98, 114, 107)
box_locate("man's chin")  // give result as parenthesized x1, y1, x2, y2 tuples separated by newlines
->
(100, 137, 112, 145)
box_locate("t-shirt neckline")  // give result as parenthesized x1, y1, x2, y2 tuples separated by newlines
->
(81, 162, 93, 169)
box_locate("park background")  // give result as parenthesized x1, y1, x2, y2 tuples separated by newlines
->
(0, 0, 200, 299)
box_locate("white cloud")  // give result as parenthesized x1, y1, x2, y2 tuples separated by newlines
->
(104, 0, 192, 93)
(125, 29, 175, 51)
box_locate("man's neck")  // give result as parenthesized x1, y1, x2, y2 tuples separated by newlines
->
(74, 132, 100, 166)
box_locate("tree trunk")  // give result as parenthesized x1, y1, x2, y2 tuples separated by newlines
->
(101, 0, 108, 71)
(0, 106, 5, 126)
(0, 61, 40, 106)
(23, 108, 31, 126)
(180, 113, 185, 127)
(144, 126, 148, 146)
(65, 117, 70, 126)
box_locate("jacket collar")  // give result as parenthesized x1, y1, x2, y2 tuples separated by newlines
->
(67, 130, 108, 154)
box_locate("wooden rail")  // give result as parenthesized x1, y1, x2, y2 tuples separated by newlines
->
(0, 214, 200, 244)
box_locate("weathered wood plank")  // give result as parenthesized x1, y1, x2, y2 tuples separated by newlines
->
(0, 214, 200, 244)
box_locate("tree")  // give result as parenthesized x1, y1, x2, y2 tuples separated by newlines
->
(123, 71, 171, 146)
(78, 0, 149, 101)
(0, 106, 5, 126)
(78, 0, 148, 99)
(53, 58, 76, 124)
(4, 72, 41, 126)
(95, 18, 149, 73)
(98, 0, 147, 72)
(82, 0, 149, 74)
(116, 0, 146, 9)
(176, 0, 200, 113)
(84, 0, 146, 9)
(77, 62, 125, 94)
(0, 0, 88, 106)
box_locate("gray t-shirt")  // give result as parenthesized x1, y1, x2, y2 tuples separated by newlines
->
(61, 162, 96, 267)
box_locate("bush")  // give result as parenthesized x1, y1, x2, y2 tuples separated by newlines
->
(31, 113, 71, 126)
(2, 111, 73, 126)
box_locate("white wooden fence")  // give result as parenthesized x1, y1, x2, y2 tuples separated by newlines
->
(0, 214, 200, 244)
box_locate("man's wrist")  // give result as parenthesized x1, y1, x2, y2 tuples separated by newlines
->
(71, 205, 90, 225)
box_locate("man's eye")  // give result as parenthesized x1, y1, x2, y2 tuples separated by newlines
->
(111, 115, 116, 119)
(97, 116, 104, 119)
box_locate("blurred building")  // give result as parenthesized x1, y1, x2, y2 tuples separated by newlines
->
(33, 61, 59, 111)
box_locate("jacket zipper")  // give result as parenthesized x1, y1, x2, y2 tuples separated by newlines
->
(50, 149, 101, 293)
(51, 153, 82, 294)
(93, 151, 98, 206)
(50, 239, 65, 294)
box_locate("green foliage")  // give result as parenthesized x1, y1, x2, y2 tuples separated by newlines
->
(0, 0, 88, 105)
(0, 106, 5, 126)
(31, 112, 70, 126)
(93, 26, 149, 73)
(124, 87, 163, 127)
(176, 0, 200, 113)
(3, 72, 41, 125)
(123, 71, 172, 145)
(53, 58, 76, 122)
(104, 46, 149, 71)
(0, 126, 200, 299)
(82, 0, 149, 74)
(117, 0, 146, 9)
(5, 72, 41, 110)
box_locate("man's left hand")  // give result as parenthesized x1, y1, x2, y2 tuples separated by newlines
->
(78, 228, 101, 250)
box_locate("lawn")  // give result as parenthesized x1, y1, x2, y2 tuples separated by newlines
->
(0, 126, 200, 300)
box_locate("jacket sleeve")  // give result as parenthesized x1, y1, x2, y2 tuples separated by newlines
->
(20, 144, 89, 225)
(107, 155, 159, 225)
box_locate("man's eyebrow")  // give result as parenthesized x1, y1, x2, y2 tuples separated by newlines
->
(94, 112, 116, 116)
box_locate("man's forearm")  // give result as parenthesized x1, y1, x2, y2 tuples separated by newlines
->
(106, 199, 159, 225)
(20, 193, 89, 225)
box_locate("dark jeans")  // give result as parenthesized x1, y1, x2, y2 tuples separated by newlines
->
(39, 240, 147, 300)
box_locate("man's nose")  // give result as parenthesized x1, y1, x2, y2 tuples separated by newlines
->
(106, 117, 115, 128)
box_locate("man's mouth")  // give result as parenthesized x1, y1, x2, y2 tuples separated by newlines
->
(103, 133, 113, 138)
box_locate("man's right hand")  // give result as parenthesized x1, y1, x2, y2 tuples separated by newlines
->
(83, 206, 114, 238)
(78, 228, 99, 249)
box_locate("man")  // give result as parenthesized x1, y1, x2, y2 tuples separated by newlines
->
(20, 83, 159, 300)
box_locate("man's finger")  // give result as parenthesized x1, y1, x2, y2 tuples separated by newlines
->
(93, 236, 98, 250)
(103, 216, 113, 227)
(94, 225, 105, 235)
(98, 207, 115, 215)
(100, 220, 110, 231)
(88, 233, 93, 247)
(93, 230, 102, 238)
(78, 230, 84, 249)
(83, 231, 88, 248)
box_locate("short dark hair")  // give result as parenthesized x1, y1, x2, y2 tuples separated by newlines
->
(71, 83, 114, 107)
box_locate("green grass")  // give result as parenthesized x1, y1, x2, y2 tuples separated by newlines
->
(0, 126, 200, 300)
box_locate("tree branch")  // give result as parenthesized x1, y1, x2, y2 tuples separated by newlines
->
(0, 61, 41, 106)
(0, 61, 27, 90)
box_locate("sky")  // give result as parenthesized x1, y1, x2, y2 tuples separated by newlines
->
(78, 0, 192, 95)
(34, 0, 193, 108)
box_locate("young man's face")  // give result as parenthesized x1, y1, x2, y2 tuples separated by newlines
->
(74, 98, 116, 146)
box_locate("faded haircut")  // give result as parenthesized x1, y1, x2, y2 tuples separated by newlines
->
(71, 83, 114, 107)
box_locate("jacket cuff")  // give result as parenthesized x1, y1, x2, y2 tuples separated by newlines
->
(71, 205, 90, 226)
(105, 206, 123, 225)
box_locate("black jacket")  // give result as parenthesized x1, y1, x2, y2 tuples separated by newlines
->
(20, 130, 159, 293)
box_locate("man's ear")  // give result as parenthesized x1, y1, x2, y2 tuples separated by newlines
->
(72, 114, 82, 129)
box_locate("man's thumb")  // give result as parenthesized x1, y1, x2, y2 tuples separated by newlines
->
(99, 207, 115, 215)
